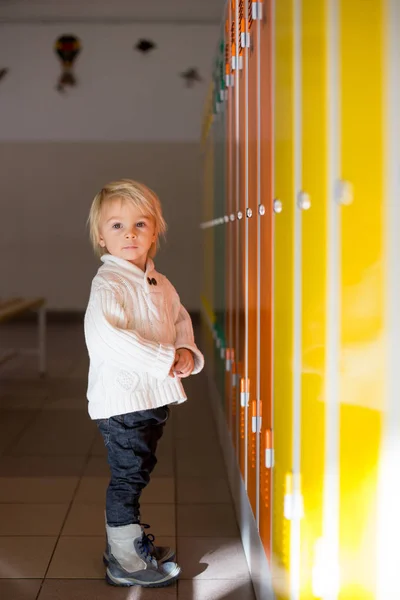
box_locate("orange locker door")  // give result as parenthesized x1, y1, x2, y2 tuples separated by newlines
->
(230, 0, 240, 450)
(232, 0, 246, 464)
(258, 0, 274, 561)
(225, 4, 235, 438)
(246, 0, 259, 517)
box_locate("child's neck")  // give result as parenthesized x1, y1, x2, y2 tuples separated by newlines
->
(127, 255, 148, 272)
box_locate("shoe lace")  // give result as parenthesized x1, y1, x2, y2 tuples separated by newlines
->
(137, 538, 153, 562)
(139, 523, 156, 562)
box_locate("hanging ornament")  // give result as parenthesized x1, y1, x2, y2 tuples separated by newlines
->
(135, 39, 156, 54)
(54, 34, 82, 93)
(0, 68, 9, 82)
(180, 68, 202, 88)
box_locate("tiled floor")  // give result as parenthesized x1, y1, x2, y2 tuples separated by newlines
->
(0, 321, 255, 600)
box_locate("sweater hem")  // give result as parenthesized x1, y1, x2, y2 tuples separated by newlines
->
(87, 378, 187, 419)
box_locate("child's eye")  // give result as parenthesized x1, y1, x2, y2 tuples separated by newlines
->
(137, 222, 146, 228)
(112, 223, 122, 230)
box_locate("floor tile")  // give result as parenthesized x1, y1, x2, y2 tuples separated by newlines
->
(153, 452, 175, 477)
(0, 477, 78, 503)
(0, 537, 57, 578)
(0, 579, 42, 600)
(176, 449, 226, 478)
(46, 537, 105, 579)
(62, 503, 176, 537)
(0, 504, 69, 536)
(0, 355, 74, 380)
(90, 434, 107, 457)
(61, 504, 105, 536)
(75, 476, 175, 505)
(0, 396, 47, 411)
(0, 380, 49, 401)
(177, 478, 231, 504)
(177, 505, 239, 537)
(173, 413, 217, 440)
(83, 457, 110, 477)
(0, 456, 86, 477)
(178, 579, 255, 599)
(9, 411, 96, 457)
(177, 538, 250, 580)
(0, 410, 37, 454)
(175, 435, 222, 456)
(39, 579, 177, 599)
(140, 505, 176, 536)
(42, 397, 88, 411)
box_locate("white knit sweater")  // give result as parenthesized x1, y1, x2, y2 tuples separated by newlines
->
(84, 254, 204, 419)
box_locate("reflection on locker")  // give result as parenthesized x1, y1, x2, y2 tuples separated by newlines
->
(201, 1, 400, 599)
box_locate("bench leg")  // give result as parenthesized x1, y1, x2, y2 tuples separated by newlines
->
(38, 306, 47, 376)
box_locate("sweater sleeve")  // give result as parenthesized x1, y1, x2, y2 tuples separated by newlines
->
(84, 285, 176, 381)
(174, 304, 205, 375)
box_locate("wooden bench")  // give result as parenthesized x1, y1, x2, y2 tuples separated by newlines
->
(0, 298, 47, 376)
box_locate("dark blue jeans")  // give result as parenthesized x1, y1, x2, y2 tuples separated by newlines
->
(96, 406, 170, 527)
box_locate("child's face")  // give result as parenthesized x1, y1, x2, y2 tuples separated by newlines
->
(98, 198, 157, 271)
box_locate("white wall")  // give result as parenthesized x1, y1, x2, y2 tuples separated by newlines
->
(0, 23, 218, 310)
(0, 24, 215, 142)
(0, 0, 224, 24)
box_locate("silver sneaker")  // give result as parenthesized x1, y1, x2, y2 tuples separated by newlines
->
(105, 523, 180, 588)
(103, 522, 176, 566)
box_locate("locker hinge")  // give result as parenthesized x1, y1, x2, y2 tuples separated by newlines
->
(225, 348, 232, 372)
(232, 55, 243, 71)
(225, 74, 234, 87)
(241, 32, 251, 48)
(252, 2, 263, 20)
(240, 377, 250, 407)
(284, 473, 304, 520)
(265, 428, 274, 468)
(251, 400, 262, 433)
(219, 89, 226, 102)
(252, 416, 262, 433)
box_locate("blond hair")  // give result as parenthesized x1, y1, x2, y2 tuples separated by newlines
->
(88, 179, 167, 258)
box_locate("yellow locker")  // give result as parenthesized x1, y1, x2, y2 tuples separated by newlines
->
(272, 0, 295, 595)
(339, 1, 384, 598)
(259, 0, 274, 562)
(299, 0, 328, 597)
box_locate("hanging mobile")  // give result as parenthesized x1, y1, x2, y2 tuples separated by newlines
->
(180, 68, 202, 88)
(54, 35, 82, 93)
(135, 39, 156, 54)
(0, 68, 9, 82)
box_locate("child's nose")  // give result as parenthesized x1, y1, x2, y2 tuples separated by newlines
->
(126, 228, 137, 238)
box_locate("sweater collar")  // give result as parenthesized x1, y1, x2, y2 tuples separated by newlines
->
(100, 254, 160, 291)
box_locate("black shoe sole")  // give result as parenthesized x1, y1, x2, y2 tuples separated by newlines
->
(105, 570, 181, 588)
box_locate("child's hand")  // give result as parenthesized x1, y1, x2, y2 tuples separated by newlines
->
(172, 348, 194, 378)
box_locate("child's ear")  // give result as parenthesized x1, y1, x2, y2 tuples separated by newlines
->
(98, 236, 106, 248)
